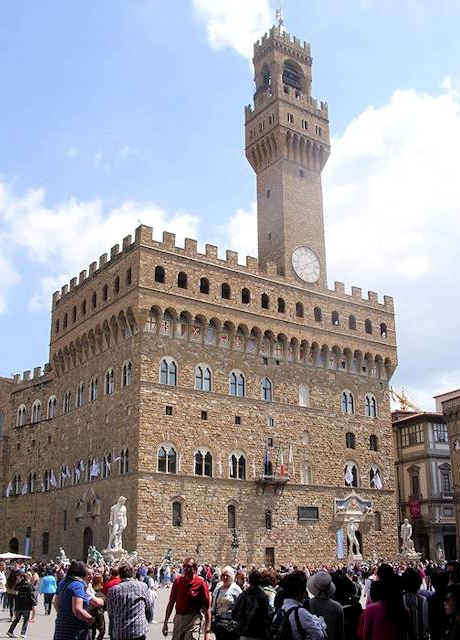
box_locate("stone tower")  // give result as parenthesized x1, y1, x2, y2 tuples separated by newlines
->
(245, 21, 330, 288)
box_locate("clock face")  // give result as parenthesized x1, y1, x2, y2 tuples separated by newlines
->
(292, 246, 320, 283)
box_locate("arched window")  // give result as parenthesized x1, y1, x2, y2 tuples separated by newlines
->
(114, 276, 120, 294)
(27, 471, 36, 494)
(17, 405, 26, 427)
(154, 266, 165, 283)
(55, 319, 60, 334)
(63, 313, 68, 329)
(221, 283, 231, 299)
(341, 391, 355, 414)
(262, 64, 271, 88)
(194, 449, 212, 477)
(296, 302, 304, 318)
(177, 272, 187, 289)
(299, 385, 309, 407)
(365, 319, 372, 334)
(120, 448, 129, 475)
(261, 377, 273, 402)
(92, 292, 97, 309)
(195, 365, 212, 391)
(89, 377, 98, 402)
(302, 463, 313, 485)
(345, 432, 356, 449)
(158, 445, 177, 474)
(122, 361, 132, 387)
(102, 284, 108, 301)
(76, 382, 85, 408)
(349, 315, 357, 330)
(380, 323, 387, 338)
(126, 268, 132, 286)
(81, 299, 87, 315)
(102, 453, 112, 478)
(47, 396, 56, 419)
(277, 298, 285, 313)
(365, 393, 377, 418)
(370, 464, 383, 489)
(172, 501, 182, 527)
(72, 306, 77, 323)
(227, 504, 236, 529)
(332, 311, 339, 326)
(229, 452, 246, 480)
(265, 509, 272, 530)
(105, 369, 115, 395)
(283, 59, 304, 91)
(241, 288, 250, 304)
(344, 462, 359, 487)
(374, 510, 382, 531)
(314, 307, 322, 322)
(261, 293, 269, 309)
(31, 401, 41, 424)
(160, 358, 177, 386)
(369, 435, 378, 451)
(200, 277, 209, 294)
(229, 371, 245, 397)
(63, 391, 72, 414)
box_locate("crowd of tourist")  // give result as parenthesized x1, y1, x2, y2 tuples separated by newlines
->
(1, 556, 460, 639)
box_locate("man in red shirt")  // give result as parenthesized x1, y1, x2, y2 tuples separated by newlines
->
(162, 557, 211, 640)
(102, 567, 122, 595)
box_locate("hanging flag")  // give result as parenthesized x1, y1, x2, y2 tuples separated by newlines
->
(288, 444, 294, 476)
(280, 447, 287, 476)
(21, 482, 28, 495)
(374, 470, 383, 490)
(345, 465, 354, 486)
(75, 464, 81, 482)
(6, 481, 12, 497)
(65, 465, 71, 479)
(113, 455, 121, 463)
(50, 470, 57, 487)
(90, 459, 100, 478)
(264, 446, 270, 476)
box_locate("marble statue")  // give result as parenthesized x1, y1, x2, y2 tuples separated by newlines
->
(107, 496, 127, 551)
(401, 518, 415, 553)
(87, 545, 105, 567)
(57, 547, 69, 564)
(346, 521, 361, 556)
(436, 543, 445, 563)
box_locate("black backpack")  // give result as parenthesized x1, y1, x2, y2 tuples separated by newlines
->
(270, 605, 307, 640)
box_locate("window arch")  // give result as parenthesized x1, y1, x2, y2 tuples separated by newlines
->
(47, 396, 56, 419)
(299, 385, 309, 407)
(63, 391, 72, 414)
(314, 307, 322, 322)
(27, 471, 36, 494)
(283, 59, 305, 92)
(126, 268, 132, 286)
(265, 509, 272, 530)
(72, 306, 77, 323)
(114, 276, 120, 294)
(120, 448, 129, 474)
(345, 432, 356, 449)
(380, 323, 388, 338)
(122, 361, 132, 387)
(76, 382, 85, 408)
(194, 449, 212, 477)
(158, 444, 177, 474)
(104, 368, 115, 395)
(92, 292, 97, 309)
(102, 284, 108, 301)
(369, 435, 378, 451)
(17, 404, 26, 427)
(102, 453, 112, 479)
(160, 358, 177, 386)
(370, 464, 383, 489)
(365, 319, 372, 334)
(81, 299, 87, 315)
(365, 393, 377, 418)
(332, 311, 340, 326)
(89, 377, 98, 402)
(229, 371, 245, 397)
(31, 400, 41, 424)
(177, 271, 187, 289)
(296, 302, 304, 318)
(341, 390, 355, 414)
(261, 293, 269, 309)
(155, 266, 165, 283)
(349, 315, 357, 330)
(195, 365, 212, 391)
(200, 277, 209, 294)
(229, 452, 246, 480)
(63, 313, 68, 329)
(227, 504, 236, 529)
(172, 501, 182, 527)
(55, 319, 60, 334)
(344, 462, 359, 487)
(302, 463, 313, 485)
(241, 288, 250, 304)
(277, 297, 285, 313)
(261, 377, 273, 402)
(221, 283, 231, 299)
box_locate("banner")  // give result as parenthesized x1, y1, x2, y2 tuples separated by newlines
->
(409, 499, 421, 519)
(336, 528, 345, 559)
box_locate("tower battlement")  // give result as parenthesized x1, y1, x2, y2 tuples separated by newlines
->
(254, 26, 311, 62)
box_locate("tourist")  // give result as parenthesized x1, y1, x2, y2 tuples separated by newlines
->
(53, 560, 104, 640)
(5, 569, 18, 622)
(428, 569, 449, 640)
(232, 569, 271, 640)
(162, 556, 211, 640)
(443, 583, 460, 639)
(260, 569, 277, 611)
(308, 571, 345, 640)
(211, 566, 242, 640)
(235, 569, 246, 590)
(88, 574, 106, 640)
(360, 564, 408, 640)
(6, 571, 37, 639)
(278, 570, 326, 639)
(0, 562, 6, 609)
(102, 566, 121, 594)
(39, 568, 57, 615)
(401, 567, 428, 639)
(446, 561, 460, 586)
(107, 563, 154, 640)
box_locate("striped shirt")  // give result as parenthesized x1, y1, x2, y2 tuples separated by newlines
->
(107, 578, 154, 640)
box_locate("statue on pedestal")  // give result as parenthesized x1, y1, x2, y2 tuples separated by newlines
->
(56, 547, 69, 564)
(401, 519, 415, 554)
(107, 496, 127, 552)
(346, 521, 361, 557)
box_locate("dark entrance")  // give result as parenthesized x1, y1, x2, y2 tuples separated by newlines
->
(265, 547, 275, 567)
(9, 537, 19, 553)
(83, 527, 93, 561)
(444, 535, 457, 561)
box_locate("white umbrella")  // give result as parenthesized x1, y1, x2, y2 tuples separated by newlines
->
(0, 552, 31, 559)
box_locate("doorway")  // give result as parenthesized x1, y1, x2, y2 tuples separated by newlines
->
(9, 538, 19, 553)
(265, 547, 275, 567)
(83, 527, 93, 561)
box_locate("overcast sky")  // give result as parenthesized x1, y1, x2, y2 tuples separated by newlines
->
(1, 0, 459, 410)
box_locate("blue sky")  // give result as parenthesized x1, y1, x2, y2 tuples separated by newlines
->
(1, 0, 460, 409)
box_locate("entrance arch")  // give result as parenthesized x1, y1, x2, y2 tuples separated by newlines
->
(83, 527, 93, 561)
(9, 537, 19, 553)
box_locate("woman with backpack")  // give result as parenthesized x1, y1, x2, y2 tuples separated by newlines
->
(232, 569, 271, 640)
(211, 566, 242, 640)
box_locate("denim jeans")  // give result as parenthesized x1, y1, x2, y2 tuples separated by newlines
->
(8, 609, 31, 636)
(44, 592, 54, 614)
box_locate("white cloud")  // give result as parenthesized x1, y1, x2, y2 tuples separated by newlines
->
(0, 248, 20, 314)
(219, 201, 257, 261)
(65, 147, 79, 159)
(192, 0, 273, 59)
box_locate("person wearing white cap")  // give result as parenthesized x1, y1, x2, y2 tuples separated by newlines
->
(211, 566, 241, 640)
(308, 571, 345, 640)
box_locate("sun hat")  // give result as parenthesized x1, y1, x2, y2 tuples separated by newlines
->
(307, 570, 336, 598)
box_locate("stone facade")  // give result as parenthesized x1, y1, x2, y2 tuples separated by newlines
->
(0, 22, 399, 565)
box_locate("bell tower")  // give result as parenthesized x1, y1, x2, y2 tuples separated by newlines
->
(245, 16, 330, 287)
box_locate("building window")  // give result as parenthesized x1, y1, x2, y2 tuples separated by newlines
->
(105, 369, 115, 395)
(345, 462, 359, 487)
(369, 435, 378, 451)
(195, 365, 212, 391)
(63, 313, 68, 329)
(165, 405, 173, 416)
(241, 288, 250, 304)
(31, 401, 41, 424)
(72, 306, 77, 323)
(370, 464, 383, 489)
(299, 385, 309, 407)
(201, 410, 208, 421)
(229, 371, 245, 397)
(287, 113, 294, 124)
(16, 405, 26, 427)
(102, 453, 112, 478)
(114, 277, 120, 294)
(227, 505, 236, 529)
(126, 268, 132, 286)
(346, 432, 356, 449)
(365, 393, 377, 417)
(89, 378, 98, 402)
(433, 423, 448, 443)
(265, 509, 272, 530)
(302, 463, 313, 485)
(365, 319, 372, 334)
(63, 391, 72, 414)
(400, 424, 424, 448)
(81, 299, 87, 315)
(155, 266, 165, 283)
(341, 391, 355, 414)
(102, 285, 108, 301)
(42, 531, 49, 556)
(261, 293, 269, 309)
(122, 361, 132, 387)
(120, 449, 129, 475)
(411, 472, 420, 497)
(296, 302, 304, 318)
(158, 445, 177, 474)
(200, 277, 209, 294)
(332, 311, 339, 326)
(160, 358, 177, 386)
(221, 283, 231, 299)
(177, 272, 187, 289)
(76, 383, 85, 408)
(230, 453, 246, 480)
(374, 510, 382, 531)
(47, 397, 56, 419)
(55, 319, 60, 333)
(194, 450, 212, 477)
(380, 323, 387, 338)
(440, 464, 452, 494)
(277, 298, 285, 313)
(235, 415, 241, 425)
(349, 315, 356, 330)
(92, 292, 97, 309)
(172, 501, 182, 527)
(314, 307, 322, 322)
(298, 506, 319, 522)
(261, 377, 273, 402)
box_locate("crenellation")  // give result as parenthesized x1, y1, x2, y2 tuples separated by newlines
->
(368, 291, 378, 304)
(22, 371, 30, 382)
(52, 291, 60, 306)
(225, 250, 238, 266)
(61, 284, 68, 297)
(162, 231, 176, 248)
(334, 281, 345, 294)
(351, 287, 362, 300)
(135, 224, 153, 245)
(33, 367, 42, 379)
(184, 238, 197, 256)
(384, 296, 394, 311)
(13, 374, 20, 385)
(70, 277, 77, 291)
(79, 270, 87, 285)
(89, 261, 97, 276)
(246, 256, 258, 271)
(265, 261, 278, 276)
(110, 244, 119, 259)
(122, 234, 132, 251)
(205, 244, 218, 259)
